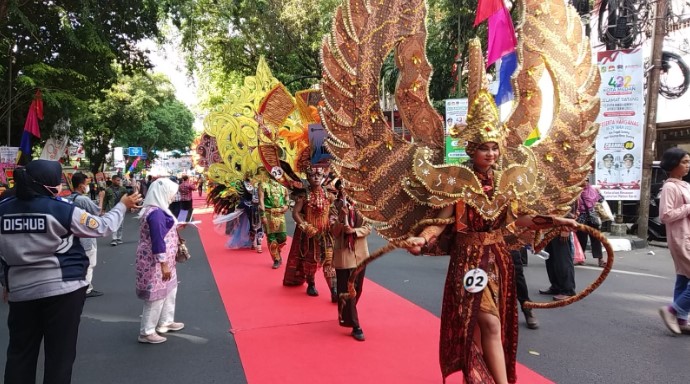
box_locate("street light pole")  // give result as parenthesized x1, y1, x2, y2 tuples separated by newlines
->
(637, 0, 668, 239)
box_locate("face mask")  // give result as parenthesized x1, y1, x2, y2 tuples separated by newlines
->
(43, 184, 62, 197)
(84, 185, 90, 194)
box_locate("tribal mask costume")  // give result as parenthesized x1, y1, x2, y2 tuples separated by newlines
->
(255, 85, 338, 298)
(204, 58, 302, 257)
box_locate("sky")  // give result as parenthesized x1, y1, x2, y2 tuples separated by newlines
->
(139, 38, 200, 114)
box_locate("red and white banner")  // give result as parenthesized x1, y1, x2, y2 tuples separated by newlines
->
(595, 49, 645, 201)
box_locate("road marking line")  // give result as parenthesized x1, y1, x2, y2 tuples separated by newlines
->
(576, 265, 668, 279)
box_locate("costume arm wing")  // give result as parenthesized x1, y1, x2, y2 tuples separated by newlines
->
(320, 0, 448, 241)
(507, 0, 601, 216)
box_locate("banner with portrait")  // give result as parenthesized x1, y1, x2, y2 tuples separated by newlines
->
(445, 98, 469, 164)
(595, 49, 645, 201)
(0, 147, 19, 186)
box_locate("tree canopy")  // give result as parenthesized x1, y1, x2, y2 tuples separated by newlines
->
(162, 0, 485, 112)
(160, 0, 340, 108)
(0, 0, 162, 147)
(80, 72, 195, 173)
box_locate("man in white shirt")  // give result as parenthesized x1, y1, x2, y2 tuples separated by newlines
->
(68, 172, 105, 297)
(600, 153, 620, 185)
(619, 153, 640, 186)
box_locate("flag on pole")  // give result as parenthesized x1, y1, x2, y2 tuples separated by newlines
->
(128, 157, 141, 174)
(524, 127, 541, 147)
(476, 1, 518, 106)
(17, 90, 44, 163)
(486, 6, 517, 67)
(474, 0, 505, 26)
(494, 52, 517, 105)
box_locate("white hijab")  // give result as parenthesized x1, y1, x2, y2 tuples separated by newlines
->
(138, 178, 179, 222)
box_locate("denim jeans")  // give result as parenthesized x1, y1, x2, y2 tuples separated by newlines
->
(671, 275, 690, 319)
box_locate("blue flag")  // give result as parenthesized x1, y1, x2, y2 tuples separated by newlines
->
(494, 52, 518, 106)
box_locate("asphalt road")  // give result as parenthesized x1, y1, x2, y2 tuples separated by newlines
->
(0, 212, 688, 384)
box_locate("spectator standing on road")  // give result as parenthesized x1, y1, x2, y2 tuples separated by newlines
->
(168, 176, 181, 219)
(539, 233, 576, 301)
(138, 177, 148, 199)
(136, 178, 186, 344)
(331, 182, 371, 341)
(658, 147, 690, 335)
(197, 174, 205, 197)
(178, 175, 197, 222)
(89, 179, 98, 201)
(102, 174, 128, 246)
(0, 159, 141, 384)
(510, 247, 539, 329)
(575, 180, 606, 267)
(68, 172, 106, 298)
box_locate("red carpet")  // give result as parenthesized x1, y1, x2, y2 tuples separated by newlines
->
(195, 214, 554, 383)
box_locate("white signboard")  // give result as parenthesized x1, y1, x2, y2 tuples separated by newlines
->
(595, 49, 645, 201)
(113, 147, 126, 169)
(445, 98, 468, 135)
(0, 147, 19, 164)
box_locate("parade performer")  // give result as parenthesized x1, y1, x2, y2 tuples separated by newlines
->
(215, 173, 264, 251)
(331, 180, 371, 341)
(258, 168, 290, 268)
(318, 0, 610, 382)
(283, 164, 337, 301)
(201, 58, 303, 239)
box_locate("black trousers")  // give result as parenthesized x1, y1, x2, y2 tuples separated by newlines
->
(511, 249, 531, 309)
(336, 267, 366, 329)
(4, 287, 87, 384)
(544, 236, 576, 295)
(179, 200, 194, 220)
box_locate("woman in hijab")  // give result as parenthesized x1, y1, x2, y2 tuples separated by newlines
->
(136, 177, 185, 344)
(576, 179, 607, 267)
(0, 159, 141, 384)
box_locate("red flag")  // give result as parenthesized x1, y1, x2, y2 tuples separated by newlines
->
(474, 0, 504, 26)
(24, 90, 43, 138)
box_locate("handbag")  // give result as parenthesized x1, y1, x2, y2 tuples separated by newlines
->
(594, 201, 613, 222)
(572, 233, 586, 264)
(576, 196, 602, 227)
(176, 236, 191, 263)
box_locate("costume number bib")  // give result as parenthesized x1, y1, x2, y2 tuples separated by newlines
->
(463, 268, 488, 293)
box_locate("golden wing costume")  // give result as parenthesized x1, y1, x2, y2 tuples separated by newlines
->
(203, 58, 305, 214)
(321, 0, 599, 242)
(319, 0, 602, 382)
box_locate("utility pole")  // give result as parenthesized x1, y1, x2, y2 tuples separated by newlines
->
(456, 7, 463, 98)
(6, 49, 12, 146)
(637, 0, 668, 239)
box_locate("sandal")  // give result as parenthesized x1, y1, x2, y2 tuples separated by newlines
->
(598, 259, 607, 267)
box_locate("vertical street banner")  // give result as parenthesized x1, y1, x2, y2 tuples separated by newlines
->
(445, 98, 469, 164)
(113, 147, 126, 170)
(0, 147, 19, 186)
(595, 49, 644, 201)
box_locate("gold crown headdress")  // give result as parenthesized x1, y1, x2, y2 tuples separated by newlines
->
(449, 39, 507, 149)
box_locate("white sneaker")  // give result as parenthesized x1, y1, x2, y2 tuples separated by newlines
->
(138, 333, 167, 344)
(659, 306, 681, 334)
(156, 322, 185, 333)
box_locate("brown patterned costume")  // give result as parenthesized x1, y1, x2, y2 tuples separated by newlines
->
(317, 0, 603, 382)
(283, 186, 336, 291)
(432, 170, 518, 383)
